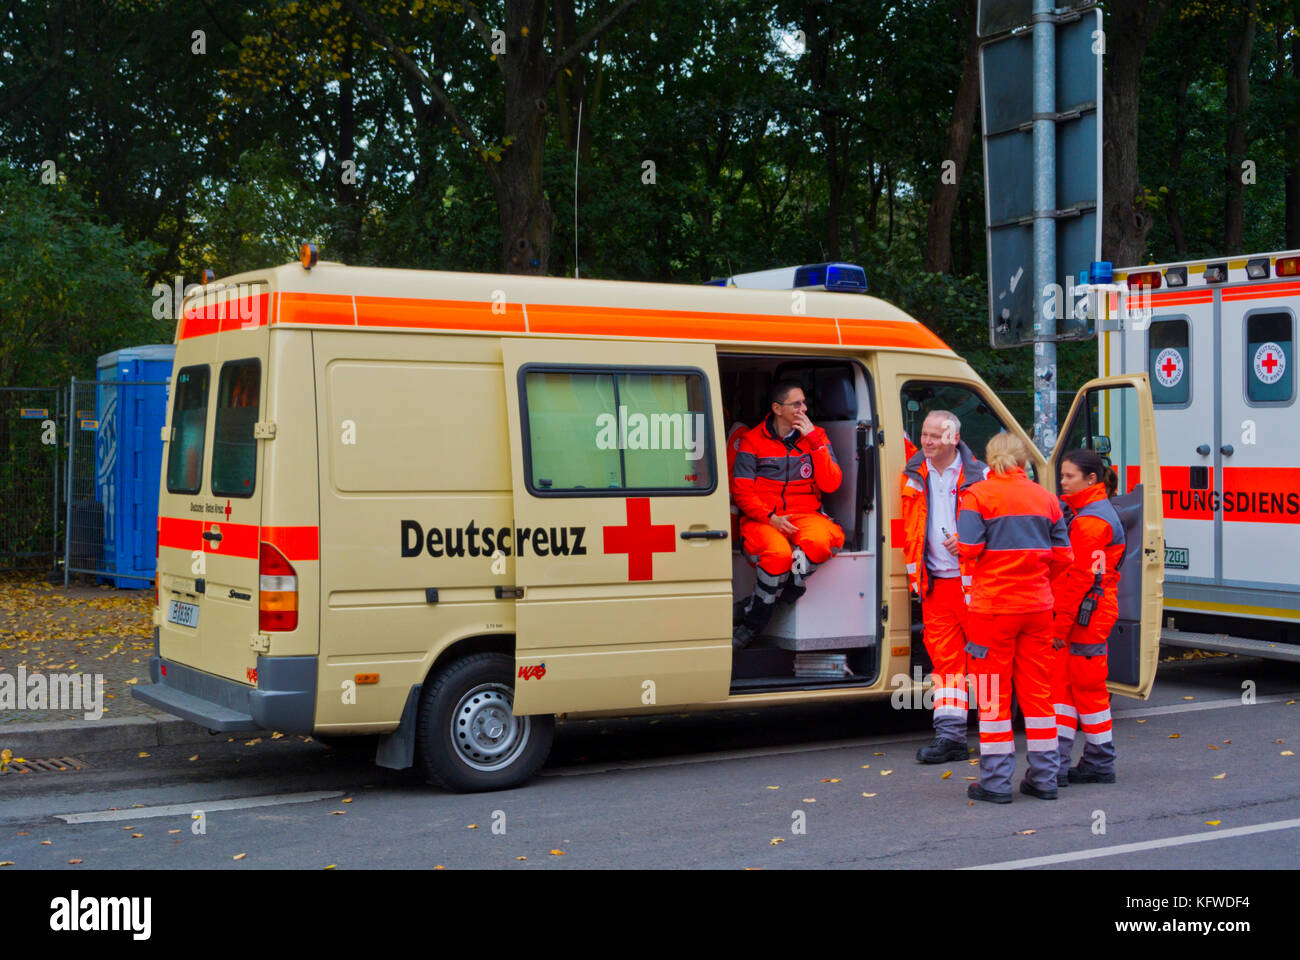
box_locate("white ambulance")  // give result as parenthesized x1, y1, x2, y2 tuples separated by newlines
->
(1101, 250, 1300, 661)
(134, 251, 1165, 791)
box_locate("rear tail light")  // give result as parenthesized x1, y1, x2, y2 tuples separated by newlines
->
(1277, 256, 1300, 277)
(1126, 270, 1161, 290)
(259, 542, 298, 631)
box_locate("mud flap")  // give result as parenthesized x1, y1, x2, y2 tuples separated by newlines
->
(374, 684, 422, 770)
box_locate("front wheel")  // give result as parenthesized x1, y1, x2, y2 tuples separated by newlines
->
(415, 651, 554, 792)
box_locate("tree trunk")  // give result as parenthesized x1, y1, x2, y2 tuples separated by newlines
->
(1164, 61, 1195, 256)
(805, 2, 843, 261)
(1223, 0, 1258, 253)
(1101, 0, 1170, 267)
(923, 0, 980, 274)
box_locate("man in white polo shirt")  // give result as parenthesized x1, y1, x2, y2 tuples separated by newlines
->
(900, 410, 989, 763)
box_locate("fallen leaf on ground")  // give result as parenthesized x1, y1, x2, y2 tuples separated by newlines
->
(67, 859, 82, 864)
(1208, 745, 1219, 750)
(0, 862, 12, 867)
(271, 732, 284, 740)
(130, 834, 143, 839)
(860, 765, 870, 770)
(861, 792, 877, 798)
(342, 798, 353, 803)
(964, 776, 977, 780)
(1206, 820, 1221, 826)
(1183, 696, 1194, 700)
(769, 838, 784, 845)
(801, 798, 816, 803)
(873, 752, 885, 756)
(1168, 734, 1180, 739)
(1136, 719, 1146, 724)
(550, 849, 566, 856)
(515, 856, 527, 861)
(137, 751, 151, 757)
(466, 824, 478, 829)
(168, 830, 180, 835)
(820, 778, 841, 783)
(1281, 750, 1294, 756)
(40, 841, 51, 845)
(941, 771, 952, 779)
(765, 785, 779, 790)
(1211, 773, 1226, 780)
(188, 755, 198, 762)
(324, 865, 336, 870)
(1017, 829, 1036, 835)
(881, 769, 893, 776)
(233, 853, 247, 861)
(330, 811, 346, 816)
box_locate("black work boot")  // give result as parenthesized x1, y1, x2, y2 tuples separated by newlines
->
(1067, 766, 1117, 784)
(1019, 779, 1058, 800)
(967, 782, 1012, 805)
(916, 738, 969, 764)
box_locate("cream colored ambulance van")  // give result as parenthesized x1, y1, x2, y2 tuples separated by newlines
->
(134, 253, 1165, 792)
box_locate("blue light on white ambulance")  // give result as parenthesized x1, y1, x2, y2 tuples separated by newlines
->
(704, 262, 868, 293)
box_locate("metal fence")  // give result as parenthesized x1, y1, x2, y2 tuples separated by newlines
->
(64, 378, 171, 588)
(0, 386, 64, 569)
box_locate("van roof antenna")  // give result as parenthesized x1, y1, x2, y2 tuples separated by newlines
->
(573, 100, 582, 279)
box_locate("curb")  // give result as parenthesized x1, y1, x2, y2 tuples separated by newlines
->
(0, 713, 245, 757)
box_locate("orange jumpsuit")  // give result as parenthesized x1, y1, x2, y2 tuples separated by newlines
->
(958, 468, 1073, 796)
(1052, 482, 1125, 779)
(900, 442, 988, 741)
(731, 415, 843, 630)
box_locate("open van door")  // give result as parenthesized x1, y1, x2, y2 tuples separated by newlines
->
(1048, 374, 1164, 699)
(500, 338, 733, 715)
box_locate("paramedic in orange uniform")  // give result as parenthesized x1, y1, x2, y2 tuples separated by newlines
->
(958, 431, 1073, 803)
(901, 410, 989, 763)
(731, 380, 844, 649)
(1052, 449, 1124, 786)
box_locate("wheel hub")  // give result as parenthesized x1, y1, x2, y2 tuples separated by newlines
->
(453, 683, 530, 771)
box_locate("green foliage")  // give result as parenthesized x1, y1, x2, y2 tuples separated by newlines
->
(0, 166, 163, 387)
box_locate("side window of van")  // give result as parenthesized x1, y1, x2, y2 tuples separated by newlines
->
(1149, 317, 1190, 406)
(211, 359, 261, 497)
(900, 381, 1008, 468)
(521, 366, 714, 495)
(166, 365, 210, 494)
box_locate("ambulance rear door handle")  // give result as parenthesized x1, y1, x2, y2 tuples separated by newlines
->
(202, 531, 222, 542)
(1220, 445, 1235, 457)
(1196, 444, 1211, 456)
(680, 530, 728, 540)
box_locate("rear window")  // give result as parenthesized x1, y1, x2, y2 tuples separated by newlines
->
(166, 365, 210, 494)
(1245, 311, 1293, 405)
(211, 359, 261, 497)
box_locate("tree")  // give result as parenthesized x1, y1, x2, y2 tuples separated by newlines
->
(1224, 0, 1260, 252)
(345, 0, 646, 274)
(923, 0, 979, 274)
(1102, 0, 1170, 266)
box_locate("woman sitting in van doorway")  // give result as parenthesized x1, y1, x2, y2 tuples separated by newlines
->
(1052, 450, 1125, 787)
(730, 380, 844, 649)
(958, 431, 1073, 803)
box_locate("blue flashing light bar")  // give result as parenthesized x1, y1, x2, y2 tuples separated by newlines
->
(794, 262, 868, 293)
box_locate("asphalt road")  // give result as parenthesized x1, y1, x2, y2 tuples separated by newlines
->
(2, 655, 1297, 871)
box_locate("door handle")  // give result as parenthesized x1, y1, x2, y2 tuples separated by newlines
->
(202, 531, 222, 542)
(1220, 444, 1235, 457)
(680, 530, 728, 540)
(1195, 444, 1211, 456)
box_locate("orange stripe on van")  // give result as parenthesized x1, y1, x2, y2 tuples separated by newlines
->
(355, 296, 526, 332)
(278, 292, 355, 326)
(261, 525, 320, 561)
(160, 517, 320, 561)
(179, 293, 272, 339)
(839, 317, 949, 350)
(1143, 290, 1213, 306)
(526, 302, 841, 344)
(1221, 281, 1300, 301)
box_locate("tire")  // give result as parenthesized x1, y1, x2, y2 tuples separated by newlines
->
(415, 651, 554, 792)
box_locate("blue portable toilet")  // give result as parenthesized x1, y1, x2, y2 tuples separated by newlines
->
(95, 345, 175, 588)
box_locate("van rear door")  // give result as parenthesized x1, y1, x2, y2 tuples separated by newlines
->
(157, 287, 269, 685)
(1048, 374, 1165, 699)
(501, 338, 733, 714)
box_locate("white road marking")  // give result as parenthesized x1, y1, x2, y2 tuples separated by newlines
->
(55, 791, 345, 824)
(1114, 692, 1298, 718)
(962, 818, 1300, 870)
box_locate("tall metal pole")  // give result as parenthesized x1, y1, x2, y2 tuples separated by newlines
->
(1031, 0, 1057, 454)
(64, 378, 75, 588)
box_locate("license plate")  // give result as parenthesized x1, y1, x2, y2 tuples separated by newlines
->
(1165, 546, 1189, 570)
(167, 600, 200, 628)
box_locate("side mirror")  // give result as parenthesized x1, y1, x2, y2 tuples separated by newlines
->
(1091, 435, 1112, 455)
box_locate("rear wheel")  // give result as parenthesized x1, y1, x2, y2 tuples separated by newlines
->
(415, 651, 554, 792)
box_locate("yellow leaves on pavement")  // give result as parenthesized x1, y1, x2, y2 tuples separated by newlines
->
(130, 833, 143, 839)
(880, 769, 894, 776)
(769, 838, 784, 846)
(324, 865, 336, 870)
(0, 862, 12, 867)
(1282, 750, 1295, 757)
(137, 752, 150, 758)
(549, 849, 566, 856)
(1017, 829, 1037, 835)
(764, 785, 779, 790)
(1211, 773, 1226, 780)
(941, 771, 952, 779)
(67, 859, 82, 864)
(330, 810, 346, 815)
(801, 798, 816, 803)
(1206, 821, 1222, 826)
(188, 755, 198, 762)
(342, 798, 353, 803)
(861, 792, 877, 798)
(466, 824, 478, 829)
(244, 738, 262, 746)
(1168, 733, 1180, 739)
(820, 778, 840, 783)
(515, 856, 527, 861)
(233, 853, 247, 860)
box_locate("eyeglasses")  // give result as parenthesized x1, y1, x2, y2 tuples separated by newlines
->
(778, 400, 808, 408)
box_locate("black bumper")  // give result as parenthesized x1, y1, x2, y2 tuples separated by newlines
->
(131, 631, 317, 733)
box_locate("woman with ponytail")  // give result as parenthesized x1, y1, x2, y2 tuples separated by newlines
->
(1051, 449, 1125, 786)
